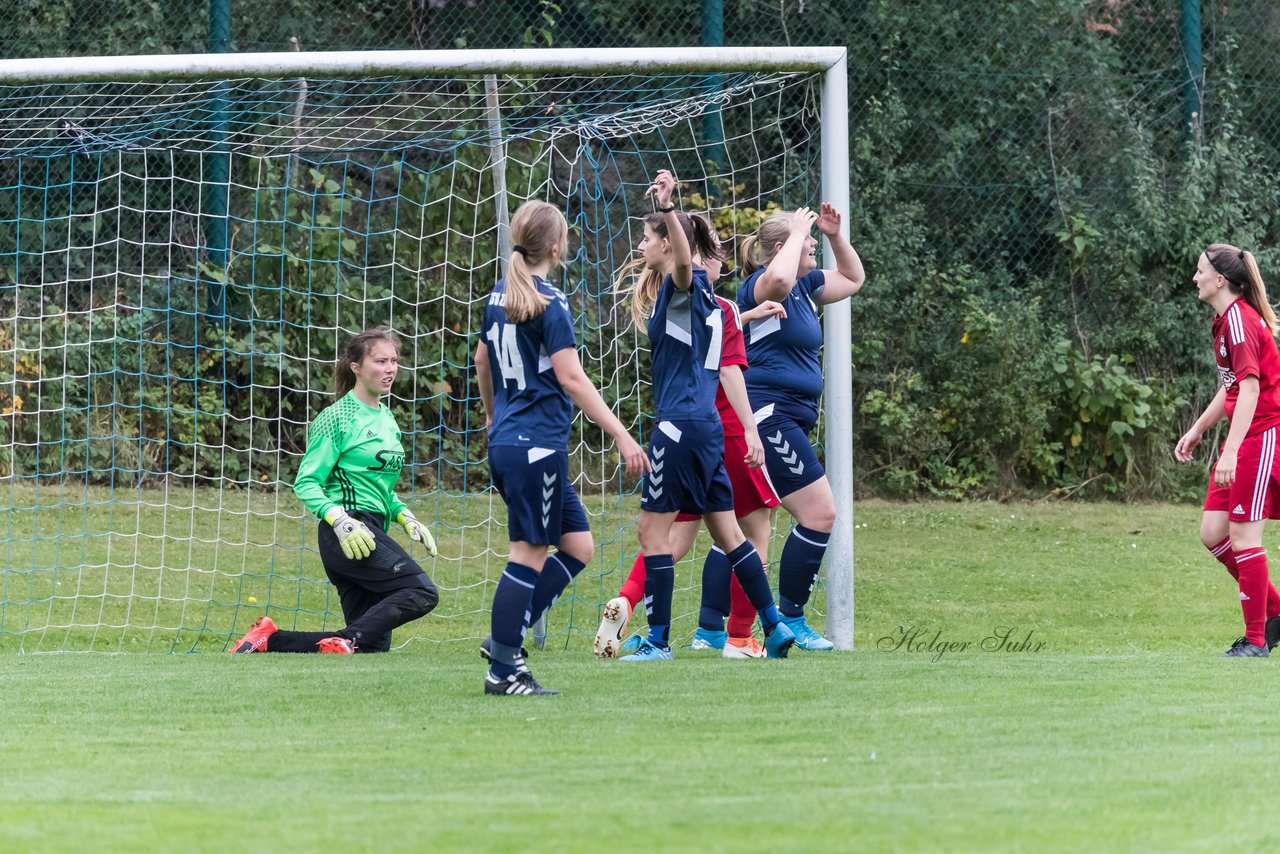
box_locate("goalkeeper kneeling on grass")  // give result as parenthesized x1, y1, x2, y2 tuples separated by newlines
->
(231, 326, 439, 655)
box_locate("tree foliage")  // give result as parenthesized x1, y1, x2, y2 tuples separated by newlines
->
(4, 0, 1280, 498)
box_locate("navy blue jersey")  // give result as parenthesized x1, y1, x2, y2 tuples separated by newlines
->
(482, 276, 578, 448)
(646, 267, 721, 422)
(736, 268, 827, 401)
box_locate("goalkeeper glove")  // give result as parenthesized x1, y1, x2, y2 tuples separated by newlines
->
(325, 508, 377, 560)
(397, 509, 438, 557)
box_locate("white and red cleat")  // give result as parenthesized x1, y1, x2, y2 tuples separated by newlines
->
(723, 636, 766, 659)
(593, 596, 632, 658)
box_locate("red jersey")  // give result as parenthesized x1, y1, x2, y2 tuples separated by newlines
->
(1213, 298, 1280, 436)
(714, 296, 749, 437)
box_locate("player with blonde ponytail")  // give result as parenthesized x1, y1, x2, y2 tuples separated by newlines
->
(475, 200, 649, 695)
(1176, 244, 1280, 657)
(738, 213, 795, 278)
(501, 201, 561, 323)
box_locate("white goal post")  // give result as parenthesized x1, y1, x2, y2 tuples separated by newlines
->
(0, 46, 854, 650)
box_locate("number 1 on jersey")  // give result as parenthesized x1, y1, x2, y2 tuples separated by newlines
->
(486, 322, 527, 390)
(704, 308, 723, 370)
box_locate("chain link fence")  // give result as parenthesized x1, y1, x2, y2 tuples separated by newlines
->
(0, 0, 840, 56)
(4, 1, 1280, 495)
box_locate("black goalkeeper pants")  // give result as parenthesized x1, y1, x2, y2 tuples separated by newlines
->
(268, 511, 438, 653)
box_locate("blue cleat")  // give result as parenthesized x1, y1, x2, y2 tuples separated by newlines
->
(619, 641, 674, 662)
(690, 628, 727, 650)
(618, 632, 646, 656)
(781, 615, 834, 651)
(764, 620, 796, 659)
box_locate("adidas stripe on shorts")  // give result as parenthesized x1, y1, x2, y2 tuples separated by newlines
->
(1204, 427, 1280, 522)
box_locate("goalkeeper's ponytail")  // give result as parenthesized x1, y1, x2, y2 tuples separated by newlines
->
(335, 327, 402, 398)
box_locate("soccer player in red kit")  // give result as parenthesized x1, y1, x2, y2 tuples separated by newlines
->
(1175, 244, 1280, 657)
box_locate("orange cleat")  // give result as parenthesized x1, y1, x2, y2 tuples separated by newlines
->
(230, 616, 278, 653)
(317, 636, 355, 654)
(723, 635, 766, 659)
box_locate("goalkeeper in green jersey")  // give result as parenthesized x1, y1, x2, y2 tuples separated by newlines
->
(230, 326, 439, 654)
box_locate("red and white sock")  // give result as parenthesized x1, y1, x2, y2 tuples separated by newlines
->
(1209, 537, 1280, 620)
(618, 554, 646, 610)
(726, 564, 763, 638)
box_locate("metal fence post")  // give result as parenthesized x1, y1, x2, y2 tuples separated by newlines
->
(204, 0, 231, 317)
(1181, 0, 1203, 141)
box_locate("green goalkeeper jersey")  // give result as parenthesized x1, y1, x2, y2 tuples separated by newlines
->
(293, 391, 409, 530)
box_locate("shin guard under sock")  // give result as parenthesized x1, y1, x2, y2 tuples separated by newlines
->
(642, 554, 674, 648)
(1234, 547, 1271, 647)
(778, 524, 830, 617)
(489, 562, 538, 677)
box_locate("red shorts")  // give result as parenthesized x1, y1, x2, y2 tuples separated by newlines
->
(675, 432, 781, 522)
(1204, 427, 1280, 522)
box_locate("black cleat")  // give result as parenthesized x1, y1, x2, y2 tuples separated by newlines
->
(484, 670, 560, 696)
(1223, 636, 1270, 658)
(479, 636, 530, 673)
(1266, 617, 1280, 652)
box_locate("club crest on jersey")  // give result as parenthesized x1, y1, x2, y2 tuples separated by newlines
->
(1219, 337, 1228, 359)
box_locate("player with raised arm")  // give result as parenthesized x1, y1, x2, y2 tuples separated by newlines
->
(475, 200, 649, 695)
(1175, 244, 1280, 657)
(736, 205, 865, 650)
(593, 216, 786, 659)
(231, 327, 439, 654)
(615, 170, 795, 662)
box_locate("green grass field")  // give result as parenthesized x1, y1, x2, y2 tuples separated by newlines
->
(5, 499, 1280, 852)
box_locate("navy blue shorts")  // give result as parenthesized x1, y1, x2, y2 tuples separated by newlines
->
(489, 445, 590, 546)
(751, 394, 825, 498)
(640, 418, 734, 515)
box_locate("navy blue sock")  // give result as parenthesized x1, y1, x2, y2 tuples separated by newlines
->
(727, 540, 782, 633)
(489, 561, 538, 678)
(778, 524, 831, 617)
(528, 551, 586, 629)
(698, 546, 731, 632)
(643, 554, 674, 648)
